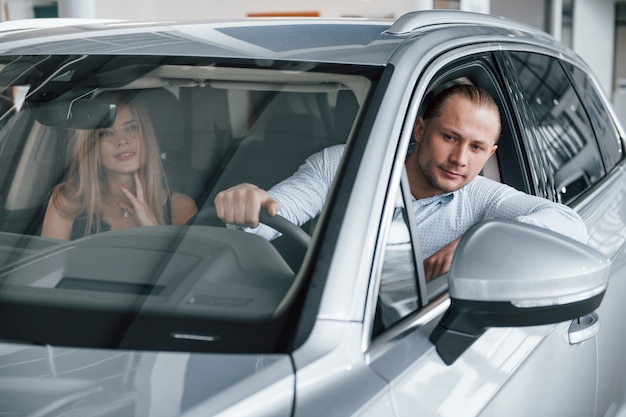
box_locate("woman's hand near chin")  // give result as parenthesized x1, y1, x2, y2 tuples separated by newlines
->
(120, 171, 159, 226)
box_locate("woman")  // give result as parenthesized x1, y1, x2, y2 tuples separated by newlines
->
(41, 93, 197, 240)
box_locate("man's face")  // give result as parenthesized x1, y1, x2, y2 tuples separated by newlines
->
(408, 94, 499, 199)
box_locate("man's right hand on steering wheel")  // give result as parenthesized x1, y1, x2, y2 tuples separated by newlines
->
(214, 183, 281, 228)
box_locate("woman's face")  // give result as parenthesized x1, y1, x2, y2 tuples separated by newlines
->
(98, 104, 143, 175)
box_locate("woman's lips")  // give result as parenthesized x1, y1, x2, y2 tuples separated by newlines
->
(116, 152, 135, 161)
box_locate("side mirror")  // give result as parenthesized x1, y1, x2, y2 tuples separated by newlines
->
(430, 219, 609, 365)
(28, 98, 116, 129)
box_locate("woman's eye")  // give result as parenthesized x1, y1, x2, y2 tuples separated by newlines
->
(98, 130, 112, 138)
(127, 124, 138, 133)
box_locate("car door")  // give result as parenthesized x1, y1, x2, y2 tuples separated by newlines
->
(364, 48, 600, 417)
(499, 49, 626, 417)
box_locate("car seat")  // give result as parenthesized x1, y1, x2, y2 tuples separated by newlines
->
(131, 88, 190, 195)
(205, 112, 331, 205)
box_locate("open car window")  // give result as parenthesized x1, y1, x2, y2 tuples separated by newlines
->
(0, 55, 383, 353)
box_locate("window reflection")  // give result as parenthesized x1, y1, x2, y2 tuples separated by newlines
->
(565, 63, 623, 169)
(508, 51, 604, 204)
(377, 190, 419, 330)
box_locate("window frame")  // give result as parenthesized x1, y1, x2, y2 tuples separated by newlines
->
(367, 48, 524, 345)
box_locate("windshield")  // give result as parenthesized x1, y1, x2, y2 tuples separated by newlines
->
(0, 55, 382, 353)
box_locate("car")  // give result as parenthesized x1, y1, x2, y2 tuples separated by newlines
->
(0, 9, 623, 417)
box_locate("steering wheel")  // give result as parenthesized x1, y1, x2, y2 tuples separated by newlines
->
(188, 207, 311, 271)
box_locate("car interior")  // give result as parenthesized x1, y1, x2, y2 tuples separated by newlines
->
(0, 55, 525, 288)
(0, 53, 577, 341)
(0, 57, 382, 351)
(0, 59, 373, 240)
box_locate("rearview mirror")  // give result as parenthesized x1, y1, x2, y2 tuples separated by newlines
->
(28, 98, 116, 129)
(430, 219, 609, 365)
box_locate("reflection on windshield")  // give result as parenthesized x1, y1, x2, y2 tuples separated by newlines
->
(0, 55, 380, 352)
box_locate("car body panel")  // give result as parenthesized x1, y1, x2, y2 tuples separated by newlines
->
(0, 344, 294, 416)
(576, 163, 626, 417)
(388, 323, 596, 417)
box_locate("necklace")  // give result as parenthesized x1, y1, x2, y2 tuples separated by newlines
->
(104, 194, 132, 220)
(116, 201, 131, 219)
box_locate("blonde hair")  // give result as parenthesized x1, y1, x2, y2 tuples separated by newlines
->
(49, 93, 169, 236)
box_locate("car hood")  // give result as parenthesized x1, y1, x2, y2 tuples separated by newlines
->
(0, 342, 294, 417)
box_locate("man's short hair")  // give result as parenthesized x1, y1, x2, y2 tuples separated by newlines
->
(423, 84, 502, 139)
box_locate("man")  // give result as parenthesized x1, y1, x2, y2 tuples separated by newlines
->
(214, 84, 588, 280)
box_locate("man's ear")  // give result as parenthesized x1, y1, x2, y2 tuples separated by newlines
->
(413, 117, 425, 143)
(489, 144, 498, 158)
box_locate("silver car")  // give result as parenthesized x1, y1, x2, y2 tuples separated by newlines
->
(0, 10, 623, 417)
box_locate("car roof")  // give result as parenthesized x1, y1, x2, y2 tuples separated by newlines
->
(0, 10, 572, 66)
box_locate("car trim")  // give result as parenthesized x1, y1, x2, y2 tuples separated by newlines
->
(365, 292, 450, 364)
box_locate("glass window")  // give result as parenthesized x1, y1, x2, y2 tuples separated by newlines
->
(564, 63, 624, 170)
(0, 54, 382, 353)
(506, 51, 605, 204)
(374, 184, 421, 334)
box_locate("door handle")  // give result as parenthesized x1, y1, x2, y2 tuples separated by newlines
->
(568, 312, 600, 345)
